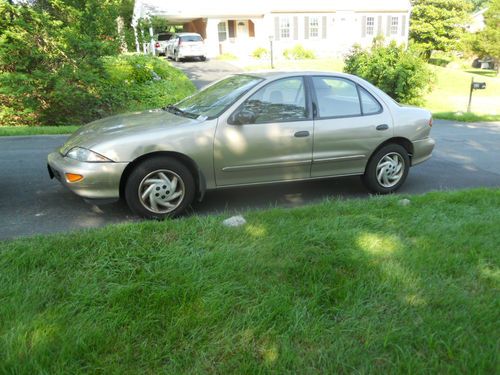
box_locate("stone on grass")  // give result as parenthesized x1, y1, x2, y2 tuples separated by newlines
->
(398, 198, 411, 206)
(223, 215, 247, 227)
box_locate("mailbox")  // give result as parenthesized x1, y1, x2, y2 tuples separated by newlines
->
(472, 82, 486, 90)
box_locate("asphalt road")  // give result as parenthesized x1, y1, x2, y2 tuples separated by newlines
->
(0, 59, 499, 240)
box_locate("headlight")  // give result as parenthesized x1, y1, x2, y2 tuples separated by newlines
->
(66, 147, 112, 162)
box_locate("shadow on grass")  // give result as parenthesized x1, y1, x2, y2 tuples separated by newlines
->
(464, 69, 498, 78)
(0, 190, 498, 373)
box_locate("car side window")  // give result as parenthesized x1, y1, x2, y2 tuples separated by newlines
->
(233, 77, 307, 124)
(359, 86, 382, 115)
(312, 77, 361, 118)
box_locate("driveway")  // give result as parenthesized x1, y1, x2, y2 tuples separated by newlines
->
(0, 59, 499, 240)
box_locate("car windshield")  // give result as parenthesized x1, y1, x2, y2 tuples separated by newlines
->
(181, 34, 202, 42)
(157, 34, 171, 41)
(169, 75, 263, 119)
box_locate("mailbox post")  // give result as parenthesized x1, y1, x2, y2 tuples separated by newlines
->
(467, 77, 487, 112)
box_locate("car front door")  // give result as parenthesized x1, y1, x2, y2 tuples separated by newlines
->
(214, 76, 313, 186)
(309, 75, 393, 178)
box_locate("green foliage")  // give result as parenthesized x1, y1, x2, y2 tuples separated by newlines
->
(469, 0, 491, 11)
(468, 0, 500, 68)
(283, 44, 315, 60)
(0, 1, 195, 126)
(410, 0, 473, 59)
(252, 47, 269, 59)
(344, 42, 434, 105)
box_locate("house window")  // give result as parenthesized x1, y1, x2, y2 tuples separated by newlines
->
(218, 22, 227, 42)
(366, 16, 375, 36)
(280, 17, 290, 39)
(309, 16, 320, 38)
(390, 16, 399, 35)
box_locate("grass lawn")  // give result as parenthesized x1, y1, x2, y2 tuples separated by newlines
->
(1, 188, 498, 374)
(0, 125, 79, 136)
(241, 58, 500, 122)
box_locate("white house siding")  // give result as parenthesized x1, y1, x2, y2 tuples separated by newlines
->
(133, 0, 412, 58)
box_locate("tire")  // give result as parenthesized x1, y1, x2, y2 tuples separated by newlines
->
(362, 144, 410, 194)
(124, 157, 195, 219)
(199, 56, 207, 62)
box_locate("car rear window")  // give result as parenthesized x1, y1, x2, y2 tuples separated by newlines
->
(157, 34, 172, 41)
(180, 35, 202, 42)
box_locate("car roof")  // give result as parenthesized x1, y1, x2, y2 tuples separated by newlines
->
(175, 32, 202, 36)
(242, 70, 357, 80)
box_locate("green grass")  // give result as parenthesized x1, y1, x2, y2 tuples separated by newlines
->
(0, 125, 79, 136)
(433, 112, 500, 122)
(1, 189, 499, 374)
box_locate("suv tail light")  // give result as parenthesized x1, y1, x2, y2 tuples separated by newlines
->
(429, 117, 433, 127)
(155, 42, 160, 48)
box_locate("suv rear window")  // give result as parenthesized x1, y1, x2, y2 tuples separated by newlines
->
(180, 35, 202, 42)
(157, 34, 172, 41)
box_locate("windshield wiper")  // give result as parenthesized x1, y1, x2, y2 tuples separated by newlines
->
(164, 104, 189, 116)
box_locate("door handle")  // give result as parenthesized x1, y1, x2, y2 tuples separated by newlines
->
(294, 131, 310, 138)
(376, 124, 389, 131)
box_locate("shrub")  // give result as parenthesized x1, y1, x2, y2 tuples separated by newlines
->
(344, 42, 434, 105)
(283, 44, 315, 60)
(0, 53, 196, 126)
(252, 47, 268, 59)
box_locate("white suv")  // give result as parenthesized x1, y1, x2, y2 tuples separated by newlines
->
(166, 33, 206, 62)
(154, 32, 173, 56)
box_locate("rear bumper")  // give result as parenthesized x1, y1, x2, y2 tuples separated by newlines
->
(47, 152, 128, 200)
(411, 137, 435, 166)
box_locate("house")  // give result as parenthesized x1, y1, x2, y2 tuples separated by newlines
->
(132, 0, 412, 58)
(467, 8, 488, 33)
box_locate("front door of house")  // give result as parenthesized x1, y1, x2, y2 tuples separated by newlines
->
(237, 21, 248, 38)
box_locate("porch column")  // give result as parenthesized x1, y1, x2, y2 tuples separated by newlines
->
(149, 22, 155, 55)
(205, 18, 220, 58)
(133, 25, 140, 53)
(141, 28, 147, 53)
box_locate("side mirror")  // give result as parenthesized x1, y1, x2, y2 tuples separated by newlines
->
(232, 109, 256, 125)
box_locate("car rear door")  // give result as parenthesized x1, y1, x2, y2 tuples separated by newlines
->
(214, 76, 313, 186)
(309, 75, 393, 178)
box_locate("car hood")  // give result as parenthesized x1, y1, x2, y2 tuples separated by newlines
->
(60, 110, 198, 155)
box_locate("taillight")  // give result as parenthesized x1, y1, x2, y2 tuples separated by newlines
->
(178, 39, 182, 46)
(429, 117, 433, 127)
(155, 42, 160, 48)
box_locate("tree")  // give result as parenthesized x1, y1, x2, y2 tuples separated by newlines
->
(471, 0, 500, 70)
(343, 42, 434, 105)
(469, 0, 491, 11)
(410, 0, 473, 60)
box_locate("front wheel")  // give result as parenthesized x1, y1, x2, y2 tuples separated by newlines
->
(362, 144, 410, 194)
(124, 157, 195, 219)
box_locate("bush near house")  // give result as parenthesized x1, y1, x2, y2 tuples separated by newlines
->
(252, 47, 269, 59)
(283, 44, 316, 60)
(0, 188, 498, 373)
(344, 42, 434, 105)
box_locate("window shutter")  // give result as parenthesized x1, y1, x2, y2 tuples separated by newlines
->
(322, 16, 327, 38)
(361, 16, 366, 37)
(228, 20, 235, 38)
(293, 16, 298, 40)
(274, 17, 280, 40)
(386, 16, 391, 36)
(401, 15, 406, 36)
(248, 20, 255, 37)
(304, 16, 309, 39)
(378, 16, 382, 35)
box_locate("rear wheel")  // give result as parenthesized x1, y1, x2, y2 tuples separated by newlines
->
(124, 157, 195, 219)
(362, 144, 410, 194)
(199, 56, 207, 61)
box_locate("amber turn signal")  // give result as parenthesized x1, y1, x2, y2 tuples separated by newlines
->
(65, 173, 84, 183)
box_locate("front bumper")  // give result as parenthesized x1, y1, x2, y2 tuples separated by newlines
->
(411, 137, 435, 166)
(47, 152, 128, 200)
